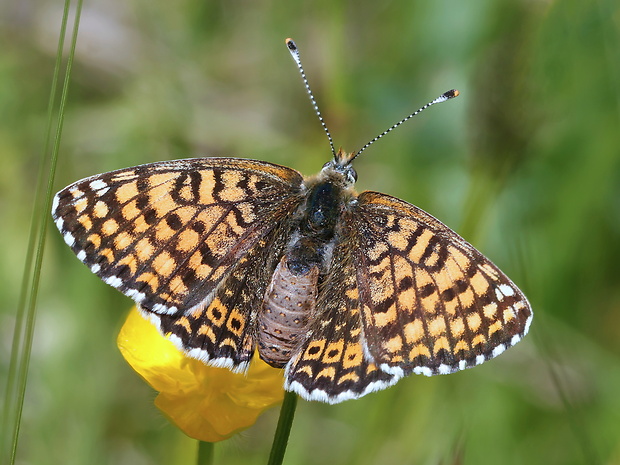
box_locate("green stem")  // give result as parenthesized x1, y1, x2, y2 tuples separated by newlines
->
(1, 1, 82, 464)
(196, 441, 214, 465)
(267, 391, 298, 465)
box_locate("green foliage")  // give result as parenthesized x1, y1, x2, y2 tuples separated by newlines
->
(2, 0, 619, 463)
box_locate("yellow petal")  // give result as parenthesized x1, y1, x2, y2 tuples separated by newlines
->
(117, 307, 285, 442)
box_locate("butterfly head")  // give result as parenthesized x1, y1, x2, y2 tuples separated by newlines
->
(320, 147, 358, 186)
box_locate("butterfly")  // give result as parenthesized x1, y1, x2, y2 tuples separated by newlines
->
(52, 39, 532, 404)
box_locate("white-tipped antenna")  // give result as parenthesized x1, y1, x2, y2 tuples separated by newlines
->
(286, 38, 336, 158)
(348, 89, 460, 164)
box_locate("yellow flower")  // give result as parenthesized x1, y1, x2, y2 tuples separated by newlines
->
(117, 307, 285, 442)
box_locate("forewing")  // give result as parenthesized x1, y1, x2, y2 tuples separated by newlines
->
(285, 241, 399, 404)
(351, 191, 532, 377)
(53, 157, 304, 315)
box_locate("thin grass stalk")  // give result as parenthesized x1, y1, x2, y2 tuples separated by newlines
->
(0, 2, 71, 461)
(0, 1, 83, 463)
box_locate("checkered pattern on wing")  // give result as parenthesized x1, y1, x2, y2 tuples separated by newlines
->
(151, 221, 295, 371)
(52, 158, 304, 316)
(285, 240, 399, 403)
(350, 192, 532, 377)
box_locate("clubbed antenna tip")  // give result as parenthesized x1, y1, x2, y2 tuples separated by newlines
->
(347, 88, 460, 164)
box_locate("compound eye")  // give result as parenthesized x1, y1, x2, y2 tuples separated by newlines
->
(348, 168, 358, 183)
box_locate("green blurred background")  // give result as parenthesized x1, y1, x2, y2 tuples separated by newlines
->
(2, 0, 620, 463)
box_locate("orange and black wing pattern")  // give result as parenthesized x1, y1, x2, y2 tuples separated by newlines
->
(285, 239, 399, 403)
(52, 157, 303, 315)
(349, 191, 532, 379)
(153, 221, 295, 370)
(283, 190, 532, 403)
(53, 157, 304, 370)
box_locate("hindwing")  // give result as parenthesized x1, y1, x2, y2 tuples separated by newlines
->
(146, 219, 295, 371)
(285, 239, 399, 403)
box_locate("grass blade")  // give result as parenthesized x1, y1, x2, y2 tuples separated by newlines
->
(0, 1, 83, 463)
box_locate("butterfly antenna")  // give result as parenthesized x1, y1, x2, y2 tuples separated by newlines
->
(348, 89, 460, 164)
(286, 38, 337, 159)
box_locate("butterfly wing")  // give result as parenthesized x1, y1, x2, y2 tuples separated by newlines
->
(52, 157, 304, 317)
(349, 191, 533, 378)
(284, 240, 400, 403)
(150, 219, 295, 371)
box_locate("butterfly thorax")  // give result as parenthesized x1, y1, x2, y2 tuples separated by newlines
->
(257, 164, 357, 367)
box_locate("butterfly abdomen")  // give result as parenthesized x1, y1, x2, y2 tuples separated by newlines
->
(258, 257, 318, 367)
(258, 179, 350, 367)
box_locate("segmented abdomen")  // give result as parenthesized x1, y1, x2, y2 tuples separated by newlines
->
(258, 256, 318, 367)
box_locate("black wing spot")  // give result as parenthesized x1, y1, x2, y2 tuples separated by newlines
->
(136, 196, 149, 210)
(144, 209, 158, 225)
(308, 345, 321, 355)
(191, 221, 206, 234)
(398, 276, 414, 291)
(230, 318, 242, 331)
(166, 213, 183, 230)
(441, 288, 456, 302)
(373, 295, 395, 314)
(455, 279, 468, 293)
(419, 283, 435, 298)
